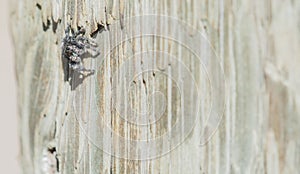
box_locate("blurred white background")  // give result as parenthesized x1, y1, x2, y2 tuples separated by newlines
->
(0, 0, 20, 173)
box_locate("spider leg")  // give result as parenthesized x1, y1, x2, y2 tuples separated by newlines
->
(69, 62, 95, 74)
(87, 42, 100, 57)
(65, 25, 71, 35)
(88, 48, 100, 57)
(74, 28, 86, 37)
(76, 36, 98, 47)
(66, 45, 86, 56)
(86, 38, 98, 47)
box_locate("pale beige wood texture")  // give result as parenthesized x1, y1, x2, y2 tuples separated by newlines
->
(11, 0, 300, 173)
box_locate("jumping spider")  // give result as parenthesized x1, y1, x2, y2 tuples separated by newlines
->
(62, 25, 99, 78)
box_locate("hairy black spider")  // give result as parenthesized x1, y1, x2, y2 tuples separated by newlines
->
(62, 25, 99, 77)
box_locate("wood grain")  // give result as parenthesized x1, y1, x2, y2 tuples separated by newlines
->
(11, 0, 300, 173)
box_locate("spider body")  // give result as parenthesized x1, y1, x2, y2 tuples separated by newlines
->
(62, 25, 99, 75)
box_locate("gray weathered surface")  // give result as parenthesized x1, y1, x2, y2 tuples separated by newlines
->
(11, 0, 300, 173)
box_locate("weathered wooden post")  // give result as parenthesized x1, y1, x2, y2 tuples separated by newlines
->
(11, 0, 300, 173)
